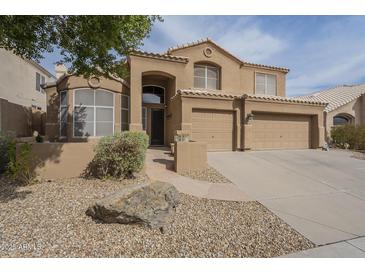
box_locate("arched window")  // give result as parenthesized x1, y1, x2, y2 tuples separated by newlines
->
(333, 114, 352, 126)
(142, 86, 165, 104)
(194, 63, 220, 90)
(73, 89, 114, 137)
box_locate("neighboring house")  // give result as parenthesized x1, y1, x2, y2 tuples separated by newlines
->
(44, 38, 327, 151)
(0, 48, 56, 111)
(296, 84, 365, 140)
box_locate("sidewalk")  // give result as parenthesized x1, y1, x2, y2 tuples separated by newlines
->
(145, 148, 252, 202)
(283, 236, 365, 257)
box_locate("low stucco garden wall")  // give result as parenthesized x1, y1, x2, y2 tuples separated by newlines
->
(23, 141, 97, 180)
(174, 141, 207, 173)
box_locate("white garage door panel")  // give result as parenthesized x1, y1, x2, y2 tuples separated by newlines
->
(252, 113, 311, 150)
(192, 109, 234, 151)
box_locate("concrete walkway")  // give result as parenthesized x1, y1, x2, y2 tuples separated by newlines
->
(145, 148, 252, 201)
(283, 236, 365, 257)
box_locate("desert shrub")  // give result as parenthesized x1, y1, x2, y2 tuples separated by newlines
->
(0, 134, 15, 174)
(331, 125, 365, 150)
(5, 142, 35, 184)
(85, 131, 149, 179)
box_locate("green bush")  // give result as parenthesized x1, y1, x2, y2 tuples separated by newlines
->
(331, 125, 365, 150)
(0, 134, 15, 174)
(85, 131, 149, 179)
(5, 142, 35, 184)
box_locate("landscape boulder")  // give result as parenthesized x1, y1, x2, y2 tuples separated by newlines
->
(86, 181, 180, 229)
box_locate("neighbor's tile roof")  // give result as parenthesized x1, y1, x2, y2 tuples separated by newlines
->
(130, 50, 189, 63)
(176, 88, 327, 106)
(295, 84, 365, 112)
(166, 38, 289, 73)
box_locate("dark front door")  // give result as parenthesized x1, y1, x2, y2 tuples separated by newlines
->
(151, 109, 164, 145)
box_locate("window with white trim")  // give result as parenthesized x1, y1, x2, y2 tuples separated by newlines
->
(36, 72, 45, 92)
(255, 73, 277, 95)
(121, 95, 129, 131)
(73, 89, 114, 137)
(194, 64, 219, 90)
(60, 91, 68, 137)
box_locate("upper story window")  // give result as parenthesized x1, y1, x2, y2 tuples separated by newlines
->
(142, 86, 165, 104)
(255, 73, 277, 96)
(73, 89, 114, 137)
(36, 72, 45, 92)
(194, 64, 219, 90)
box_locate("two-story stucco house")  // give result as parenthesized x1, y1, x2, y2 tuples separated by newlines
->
(44, 39, 327, 151)
(0, 48, 56, 111)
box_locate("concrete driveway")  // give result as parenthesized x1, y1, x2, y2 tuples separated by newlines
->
(208, 150, 365, 246)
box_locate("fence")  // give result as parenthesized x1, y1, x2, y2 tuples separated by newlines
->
(0, 98, 45, 137)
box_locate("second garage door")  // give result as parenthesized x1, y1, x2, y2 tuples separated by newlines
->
(192, 109, 234, 151)
(251, 113, 311, 150)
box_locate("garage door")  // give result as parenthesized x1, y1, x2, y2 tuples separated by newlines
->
(252, 113, 311, 150)
(192, 109, 234, 151)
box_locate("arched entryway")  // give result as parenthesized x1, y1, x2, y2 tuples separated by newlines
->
(141, 71, 176, 146)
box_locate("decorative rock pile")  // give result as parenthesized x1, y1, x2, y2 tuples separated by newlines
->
(86, 181, 180, 229)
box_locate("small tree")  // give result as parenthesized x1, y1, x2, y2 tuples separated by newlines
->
(0, 16, 162, 78)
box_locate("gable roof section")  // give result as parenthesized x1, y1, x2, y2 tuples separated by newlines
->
(130, 50, 189, 63)
(295, 84, 365, 112)
(167, 38, 243, 65)
(166, 38, 289, 73)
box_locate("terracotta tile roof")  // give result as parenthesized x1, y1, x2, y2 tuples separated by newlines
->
(130, 50, 189, 63)
(242, 62, 289, 73)
(176, 88, 327, 106)
(244, 93, 327, 106)
(176, 88, 240, 99)
(295, 84, 365, 112)
(166, 38, 289, 73)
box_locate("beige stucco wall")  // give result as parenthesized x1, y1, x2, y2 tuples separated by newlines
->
(174, 141, 207, 173)
(0, 49, 55, 111)
(25, 142, 97, 179)
(325, 94, 365, 139)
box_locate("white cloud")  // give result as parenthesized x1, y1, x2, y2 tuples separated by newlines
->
(286, 18, 365, 96)
(143, 16, 286, 62)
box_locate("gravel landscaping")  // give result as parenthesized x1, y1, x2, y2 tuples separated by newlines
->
(0, 176, 314, 257)
(179, 166, 233, 184)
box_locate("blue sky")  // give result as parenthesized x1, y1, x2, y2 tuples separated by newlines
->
(40, 16, 365, 97)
